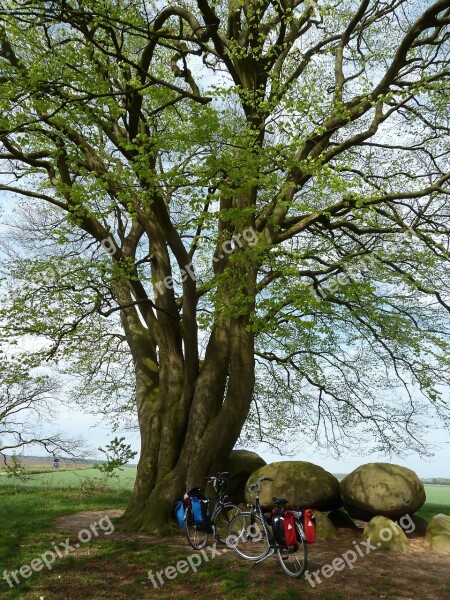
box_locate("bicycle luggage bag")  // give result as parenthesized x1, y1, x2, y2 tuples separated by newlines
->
(272, 508, 287, 546)
(303, 508, 316, 543)
(191, 497, 211, 531)
(283, 510, 298, 545)
(174, 500, 186, 528)
(186, 487, 205, 499)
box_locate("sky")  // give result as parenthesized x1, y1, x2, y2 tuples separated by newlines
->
(38, 405, 449, 479)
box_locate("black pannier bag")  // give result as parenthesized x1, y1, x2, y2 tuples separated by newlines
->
(272, 507, 287, 546)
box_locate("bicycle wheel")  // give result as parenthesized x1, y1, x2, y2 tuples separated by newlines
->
(277, 518, 307, 578)
(213, 503, 242, 542)
(227, 512, 270, 560)
(185, 506, 209, 550)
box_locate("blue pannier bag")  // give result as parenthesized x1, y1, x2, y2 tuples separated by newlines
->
(191, 497, 211, 531)
(175, 500, 186, 528)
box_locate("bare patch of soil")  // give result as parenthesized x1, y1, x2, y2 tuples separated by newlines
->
(53, 509, 125, 532)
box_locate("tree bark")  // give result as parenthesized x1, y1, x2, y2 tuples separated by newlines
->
(120, 264, 257, 533)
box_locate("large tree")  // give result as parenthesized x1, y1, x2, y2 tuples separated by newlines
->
(1, 0, 450, 531)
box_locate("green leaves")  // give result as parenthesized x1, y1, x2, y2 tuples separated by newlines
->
(1, 0, 450, 457)
(96, 437, 137, 477)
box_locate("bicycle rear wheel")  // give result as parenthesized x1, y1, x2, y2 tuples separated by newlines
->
(213, 503, 241, 542)
(227, 512, 270, 561)
(277, 518, 307, 578)
(185, 506, 209, 550)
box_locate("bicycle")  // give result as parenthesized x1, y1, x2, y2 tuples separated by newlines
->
(185, 471, 242, 550)
(226, 476, 308, 578)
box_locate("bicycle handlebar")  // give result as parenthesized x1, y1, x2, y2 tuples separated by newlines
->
(248, 476, 274, 494)
(204, 471, 230, 481)
(204, 472, 231, 491)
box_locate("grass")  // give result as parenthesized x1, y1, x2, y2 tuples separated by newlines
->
(0, 477, 449, 599)
(0, 481, 257, 600)
(0, 484, 131, 598)
(0, 467, 136, 490)
(0, 466, 90, 475)
(423, 484, 450, 505)
(416, 484, 450, 521)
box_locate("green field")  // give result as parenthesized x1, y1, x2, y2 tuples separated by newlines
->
(416, 484, 450, 521)
(0, 466, 136, 490)
(0, 475, 449, 600)
(422, 484, 450, 505)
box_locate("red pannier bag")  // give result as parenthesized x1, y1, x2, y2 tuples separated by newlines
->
(303, 509, 316, 543)
(283, 510, 298, 545)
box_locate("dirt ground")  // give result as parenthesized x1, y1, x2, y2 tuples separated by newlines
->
(53, 509, 126, 531)
(52, 509, 450, 600)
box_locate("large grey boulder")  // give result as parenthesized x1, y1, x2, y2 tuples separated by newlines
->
(426, 514, 450, 553)
(224, 450, 266, 504)
(340, 463, 426, 520)
(313, 510, 338, 540)
(362, 516, 410, 552)
(244, 461, 341, 511)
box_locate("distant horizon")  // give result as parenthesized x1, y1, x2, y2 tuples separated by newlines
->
(4, 450, 449, 482)
(2, 383, 447, 480)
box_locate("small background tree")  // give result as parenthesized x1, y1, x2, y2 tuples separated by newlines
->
(95, 436, 137, 484)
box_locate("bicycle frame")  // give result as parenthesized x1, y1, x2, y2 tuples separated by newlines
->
(227, 476, 308, 578)
(185, 472, 241, 550)
(210, 491, 231, 525)
(236, 477, 306, 559)
(208, 475, 240, 536)
(247, 486, 286, 557)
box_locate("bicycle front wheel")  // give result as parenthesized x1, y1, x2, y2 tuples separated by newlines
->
(227, 512, 270, 561)
(185, 506, 209, 550)
(213, 503, 242, 542)
(277, 518, 307, 578)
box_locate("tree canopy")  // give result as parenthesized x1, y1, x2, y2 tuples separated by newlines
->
(1, 0, 450, 530)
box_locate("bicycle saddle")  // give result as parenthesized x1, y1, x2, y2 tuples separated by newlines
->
(273, 497, 288, 505)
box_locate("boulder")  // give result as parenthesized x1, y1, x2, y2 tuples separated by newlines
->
(401, 514, 428, 538)
(313, 509, 338, 540)
(224, 450, 267, 504)
(426, 514, 450, 553)
(327, 508, 360, 530)
(340, 463, 426, 520)
(244, 461, 341, 511)
(362, 516, 410, 552)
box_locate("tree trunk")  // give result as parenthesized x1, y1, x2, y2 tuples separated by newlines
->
(120, 268, 257, 533)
